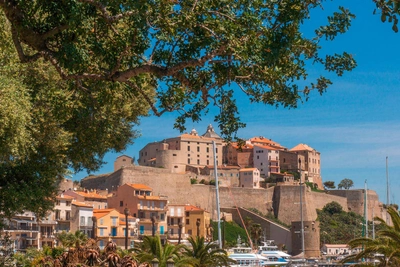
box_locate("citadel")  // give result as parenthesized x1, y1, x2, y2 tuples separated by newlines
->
(81, 124, 389, 257)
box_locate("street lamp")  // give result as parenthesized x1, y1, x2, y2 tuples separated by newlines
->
(151, 216, 156, 237)
(152, 258, 159, 267)
(178, 222, 183, 244)
(166, 258, 175, 267)
(124, 208, 130, 250)
(196, 219, 201, 237)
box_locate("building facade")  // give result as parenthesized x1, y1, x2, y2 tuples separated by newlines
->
(290, 144, 322, 189)
(239, 168, 261, 188)
(253, 145, 280, 177)
(138, 125, 225, 173)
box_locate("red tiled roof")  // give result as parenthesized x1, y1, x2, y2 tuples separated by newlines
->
(57, 194, 74, 200)
(72, 201, 93, 208)
(290, 143, 315, 152)
(137, 195, 164, 200)
(73, 191, 107, 200)
(253, 144, 278, 150)
(126, 184, 153, 190)
(249, 137, 283, 147)
(185, 205, 203, 211)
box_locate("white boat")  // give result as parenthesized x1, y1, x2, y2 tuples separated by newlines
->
(229, 237, 289, 267)
(229, 236, 269, 267)
(257, 240, 290, 266)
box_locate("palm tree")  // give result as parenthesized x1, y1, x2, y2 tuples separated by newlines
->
(250, 223, 262, 248)
(344, 206, 400, 266)
(179, 236, 234, 267)
(134, 235, 182, 267)
(56, 230, 88, 248)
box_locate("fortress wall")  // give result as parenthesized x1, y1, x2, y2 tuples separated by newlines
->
(81, 166, 385, 226)
(273, 185, 348, 225)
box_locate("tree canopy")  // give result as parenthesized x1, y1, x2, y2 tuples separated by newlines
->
(338, 178, 354, 190)
(0, 0, 360, 140)
(0, 0, 397, 218)
(323, 181, 336, 189)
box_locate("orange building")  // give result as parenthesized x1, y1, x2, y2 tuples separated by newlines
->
(107, 183, 168, 239)
(93, 208, 137, 249)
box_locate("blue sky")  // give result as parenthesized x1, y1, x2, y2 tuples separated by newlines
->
(73, 0, 400, 205)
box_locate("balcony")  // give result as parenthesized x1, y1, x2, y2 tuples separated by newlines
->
(3, 225, 39, 231)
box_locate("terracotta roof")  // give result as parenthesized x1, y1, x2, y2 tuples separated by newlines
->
(57, 194, 74, 200)
(239, 168, 258, 172)
(185, 205, 204, 212)
(93, 209, 116, 219)
(72, 201, 93, 208)
(290, 143, 316, 152)
(126, 184, 153, 190)
(249, 137, 283, 148)
(73, 191, 107, 200)
(253, 144, 278, 150)
(137, 195, 164, 200)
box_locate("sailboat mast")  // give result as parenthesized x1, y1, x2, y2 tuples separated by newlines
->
(213, 141, 222, 249)
(300, 170, 305, 258)
(386, 156, 389, 205)
(364, 180, 368, 238)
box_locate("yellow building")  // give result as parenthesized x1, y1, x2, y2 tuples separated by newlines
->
(94, 209, 137, 249)
(184, 205, 210, 239)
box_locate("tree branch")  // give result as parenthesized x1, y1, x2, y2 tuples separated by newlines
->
(125, 80, 160, 116)
(78, 0, 136, 23)
(10, 25, 42, 63)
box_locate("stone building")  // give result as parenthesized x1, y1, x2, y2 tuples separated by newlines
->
(253, 144, 280, 177)
(225, 142, 254, 167)
(290, 144, 322, 189)
(138, 125, 224, 173)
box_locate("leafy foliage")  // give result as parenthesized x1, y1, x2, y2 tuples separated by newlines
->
(344, 206, 400, 265)
(324, 181, 336, 189)
(0, 11, 151, 219)
(338, 178, 354, 190)
(318, 202, 364, 245)
(211, 220, 248, 247)
(0, 0, 358, 141)
(180, 236, 235, 267)
(56, 230, 88, 248)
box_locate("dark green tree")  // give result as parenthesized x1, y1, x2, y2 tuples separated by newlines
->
(180, 236, 234, 267)
(0, 0, 358, 141)
(0, 11, 151, 220)
(344, 206, 400, 265)
(338, 178, 354, 190)
(323, 181, 336, 189)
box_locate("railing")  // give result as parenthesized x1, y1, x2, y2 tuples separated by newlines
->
(3, 225, 39, 231)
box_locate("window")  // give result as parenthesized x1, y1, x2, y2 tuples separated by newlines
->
(257, 156, 259, 159)
(186, 212, 190, 217)
(160, 213, 165, 220)
(80, 216, 85, 226)
(207, 160, 209, 165)
(197, 159, 200, 164)
(173, 154, 177, 156)
(186, 219, 190, 224)
(120, 201, 123, 207)
(66, 201, 71, 206)
(188, 159, 191, 164)
(100, 228, 104, 236)
(216, 148, 218, 153)
(174, 165, 178, 168)
(66, 211, 70, 220)
(187, 146, 190, 151)
(207, 147, 209, 153)
(171, 218, 174, 225)
(160, 201, 164, 209)
(111, 217, 118, 226)
(100, 219, 104, 225)
(56, 200, 60, 206)
(197, 147, 200, 152)
(55, 210, 60, 220)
